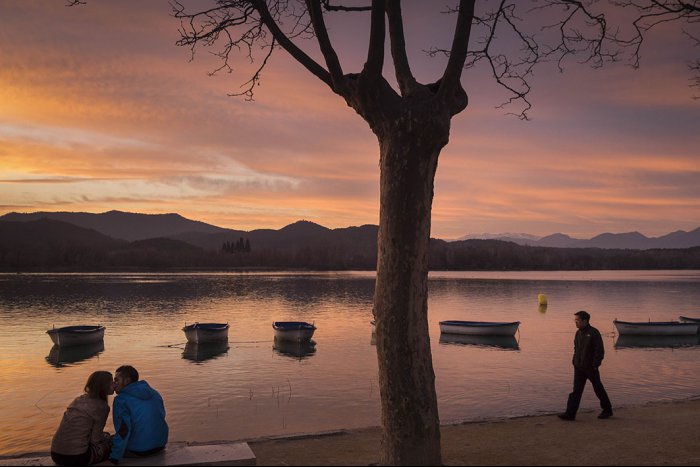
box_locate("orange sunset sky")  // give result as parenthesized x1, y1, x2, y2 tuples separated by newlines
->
(1, 1, 698, 240)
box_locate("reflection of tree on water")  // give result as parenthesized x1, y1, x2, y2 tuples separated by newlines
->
(46, 341, 104, 368)
(273, 339, 316, 360)
(614, 335, 700, 350)
(438, 334, 520, 351)
(181, 341, 230, 363)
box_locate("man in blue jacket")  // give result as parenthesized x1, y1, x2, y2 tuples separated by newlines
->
(109, 365, 168, 463)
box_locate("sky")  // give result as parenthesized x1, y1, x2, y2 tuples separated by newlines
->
(0, 1, 698, 240)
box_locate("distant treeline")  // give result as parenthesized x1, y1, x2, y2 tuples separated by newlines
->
(1, 219, 700, 271)
(428, 239, 700, 270)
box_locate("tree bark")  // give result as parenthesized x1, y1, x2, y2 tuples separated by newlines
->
(373, 105, 451, 466)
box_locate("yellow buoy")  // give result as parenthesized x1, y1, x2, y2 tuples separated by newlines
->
(537, 293, 548, 306)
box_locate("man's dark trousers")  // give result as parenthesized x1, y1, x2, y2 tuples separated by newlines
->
(566, 366, 612, 416)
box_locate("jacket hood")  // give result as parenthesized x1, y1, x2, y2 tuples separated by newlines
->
(120, 380, 158, 401)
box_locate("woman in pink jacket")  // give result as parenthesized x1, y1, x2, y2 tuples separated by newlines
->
(51, 371, 114, 466)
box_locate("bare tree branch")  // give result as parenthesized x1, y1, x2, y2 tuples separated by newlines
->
(386, 0, 419, 95)
(321, 0, 372, 12)
(171, 0, 335, 96)
(429, 0, 688, 119)
(438, 0, 475, 97)
(364, 0, 387, 77)
(306, 0, 345, 88)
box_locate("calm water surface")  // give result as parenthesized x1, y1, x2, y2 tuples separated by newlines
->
(1, 270, 699, 455)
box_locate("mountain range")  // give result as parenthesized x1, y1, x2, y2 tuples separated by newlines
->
(1, 211, 699, 271)
(2, 210, 699, 250)
(456, 229, 700, 249)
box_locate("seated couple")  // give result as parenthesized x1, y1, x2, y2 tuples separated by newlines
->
(50, 365, 168, 465)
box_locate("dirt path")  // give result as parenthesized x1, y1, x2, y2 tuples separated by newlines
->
(250, 398, 700, 465)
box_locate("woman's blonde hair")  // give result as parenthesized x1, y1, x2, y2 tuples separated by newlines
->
(84, 371, 113, 401)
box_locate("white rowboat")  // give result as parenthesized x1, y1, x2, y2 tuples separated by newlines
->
(273, 321, 316, 342)
(439, 320, 520, 336)
(182, 323, 229, 344)
(46, 325, 105, 347)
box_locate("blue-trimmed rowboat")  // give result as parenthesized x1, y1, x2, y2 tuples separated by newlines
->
(272, 321, 316, 342)
(182, 322, 229, 344)
(46, 325, 105, 347)
(613, 319, 699, 336)
(439, 320, 520, 336)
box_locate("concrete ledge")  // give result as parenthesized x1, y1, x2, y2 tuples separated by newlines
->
(0, 442, 256, 467)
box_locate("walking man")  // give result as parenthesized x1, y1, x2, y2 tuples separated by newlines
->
(559, 310, 613, 421)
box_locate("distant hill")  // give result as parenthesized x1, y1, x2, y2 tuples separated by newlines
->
(1, 216, 699, 271)
(0, 219, 214, 270)
(0, 219, 124, 268)
(1, 209, 699, 260)
(458, 228, 700, 250)
(0, 210, 227, 241)
(171, 220, 377, 251)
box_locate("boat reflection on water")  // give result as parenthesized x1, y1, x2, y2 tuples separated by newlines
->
(182, 341, 230, 363)
(273, 338, 317, 360)
(46, 341, 105, 368)
(614, 334, 700, 350)
(439, 333, 520, 351)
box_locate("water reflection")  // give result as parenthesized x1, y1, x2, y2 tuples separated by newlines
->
(614, 334, 700, 349)
(439, 333, 520, 351)
(2, 271, 700, 457)
(273, 339, 317, 360)
(181, 342, 230, 363)
(45, 341, 105, 368)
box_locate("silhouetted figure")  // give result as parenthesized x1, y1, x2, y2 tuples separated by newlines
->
(559, 310, 613, 421)
(109, 365, 168, 463)
(51, 371, 114, 466)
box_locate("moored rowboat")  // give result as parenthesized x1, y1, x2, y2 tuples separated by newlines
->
(46, 325, 105, 347)
(613, 319, 699, 336)
(439, 320, 520, 336)
(182, 322, 229, 344)
(679, 316, 700, 324)
(272, 321, 316, 342)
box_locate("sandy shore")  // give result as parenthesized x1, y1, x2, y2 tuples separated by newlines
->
(4, 398, 698, 465)
(248, 398, 700, 465)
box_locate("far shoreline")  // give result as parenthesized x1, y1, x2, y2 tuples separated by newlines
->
(2, 267, 700, 274)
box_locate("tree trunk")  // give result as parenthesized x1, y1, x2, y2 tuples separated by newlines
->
(373, 112, 450, 466)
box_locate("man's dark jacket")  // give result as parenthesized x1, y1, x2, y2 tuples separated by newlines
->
(572, 324, 605, 369)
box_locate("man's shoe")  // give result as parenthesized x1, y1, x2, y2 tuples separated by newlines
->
(598, 410, 613, 419)
(558, 413, 575, 421)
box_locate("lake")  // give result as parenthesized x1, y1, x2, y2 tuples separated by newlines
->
(1, 270, 699, 456)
